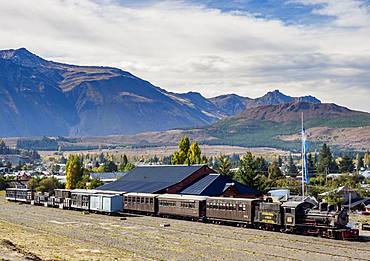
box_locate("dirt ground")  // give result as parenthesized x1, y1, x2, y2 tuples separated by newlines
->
(39, 145, 289, 160)
(1, 194, 370, 261)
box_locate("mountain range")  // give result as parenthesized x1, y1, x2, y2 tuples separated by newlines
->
(0, 48, 319, 137)
(1, 48, 369, 151)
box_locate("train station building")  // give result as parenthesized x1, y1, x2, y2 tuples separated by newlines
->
(97, 165, 261, 198)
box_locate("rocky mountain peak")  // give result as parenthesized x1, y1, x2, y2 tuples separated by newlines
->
(0, 47, 48, 67)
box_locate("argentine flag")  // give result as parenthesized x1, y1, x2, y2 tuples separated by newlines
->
(302, 128, 309, 184)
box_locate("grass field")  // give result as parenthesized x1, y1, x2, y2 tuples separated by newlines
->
(1, 191, 370, 261)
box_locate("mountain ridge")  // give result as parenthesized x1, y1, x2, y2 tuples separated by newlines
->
(0, 48, 362, 139)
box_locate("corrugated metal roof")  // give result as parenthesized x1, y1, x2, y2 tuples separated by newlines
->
(97, 165, 208, 193)
(158, 194, 208, 200)
(90, 172, 127, 180)
(179, 174, 261, 196)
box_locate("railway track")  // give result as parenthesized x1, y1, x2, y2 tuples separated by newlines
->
(2, 201, 370, 261)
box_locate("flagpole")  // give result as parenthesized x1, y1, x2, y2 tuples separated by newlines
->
(301, 112, 305, 200)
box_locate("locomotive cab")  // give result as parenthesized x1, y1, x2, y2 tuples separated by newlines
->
(281, 201, 315, 227)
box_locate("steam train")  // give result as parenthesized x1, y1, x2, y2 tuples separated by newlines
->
(5, 188, 359, 240)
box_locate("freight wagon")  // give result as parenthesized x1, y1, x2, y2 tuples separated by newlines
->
(90, 193, 123, 214)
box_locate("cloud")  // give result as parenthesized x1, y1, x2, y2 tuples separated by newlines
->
(0, 0, 369, 111)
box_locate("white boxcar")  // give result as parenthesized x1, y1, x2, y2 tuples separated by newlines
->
(89, 194, 123, 214)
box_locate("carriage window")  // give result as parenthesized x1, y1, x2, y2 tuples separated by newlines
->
(285, 208, 292, 214)
(150, 198, 153, 204)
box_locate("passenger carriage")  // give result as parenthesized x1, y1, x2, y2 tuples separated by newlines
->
(124, 193, 159, 214)
(206, 197, 260, 225)
(157, 194, 208, 220)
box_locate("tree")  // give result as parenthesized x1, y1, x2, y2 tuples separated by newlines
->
(89, 178, 104, 189)
(338, 155, 354, 173)
(307, 153, 315, 176)
(268, 161, 284, 180)
(179, 136, 190, 155)
(0, 176, 8, 190)
(318, 143, 333, 174)
(27, 178, 39, 190)
(255, 157, 269, 176)
(235, 152, 268, 192)
(216, 155, 232, 177)
(124, 162, 135, 172)
(364, 151, 370, 169)
(287, 154, 298, 177)
(277, 156, 283, 167)
(37, 177, 61, 193)
(356, 153, 364, 171)
(172, 136, 202, 165)
(65, 155, 83, 189)
(188, 142, 201, 165)
(104, 161, 118, 172)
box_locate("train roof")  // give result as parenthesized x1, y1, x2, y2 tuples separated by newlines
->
(281, 201, 314, 208)
(125, 192, 159, 197)
(6, 188, 32, 191)
(207, 197, 260, 202)
(157, 194, 208, 201)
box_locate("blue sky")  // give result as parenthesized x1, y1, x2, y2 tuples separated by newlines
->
(120, 0, 333, 24)
(1, 0, 370, 111)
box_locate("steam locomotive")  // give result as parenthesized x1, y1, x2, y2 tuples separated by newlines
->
(5, 188, 359, 240)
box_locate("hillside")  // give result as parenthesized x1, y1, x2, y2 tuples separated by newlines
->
(203, 102, 370, 151)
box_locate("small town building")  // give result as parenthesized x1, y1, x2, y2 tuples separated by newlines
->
(179, 173, 261, 198)
(365, 204, 370, 214)
(97, 165, 261, 198)
(90, 172, 127, 184)
(319, 186, 360, 203)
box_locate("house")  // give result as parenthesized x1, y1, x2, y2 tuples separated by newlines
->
(342, 197, 370, 211)
(0, 155, 31, 165)
(179, 173, 261, 198)
(365, 204, 370, 214)
(97, 165, 261, 198)
(360, 170, 370, 179)
(90, 172, 127, 183)
(0, 167, 10, 174)
(319, 186, 360, 202)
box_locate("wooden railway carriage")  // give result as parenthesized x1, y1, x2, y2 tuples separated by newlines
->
(206, 197, 260, 224)
(6, 188, 33, 203)
(71, 190, 91, 210)
(54, 189, 72, 209)
(5, 188, 17, 201)
(157, 194, 208, 219)
(34, 192, 48, 205)
(124, 193, 158, 214)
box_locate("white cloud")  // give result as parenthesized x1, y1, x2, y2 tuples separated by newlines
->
(0, 0, 369, 111)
